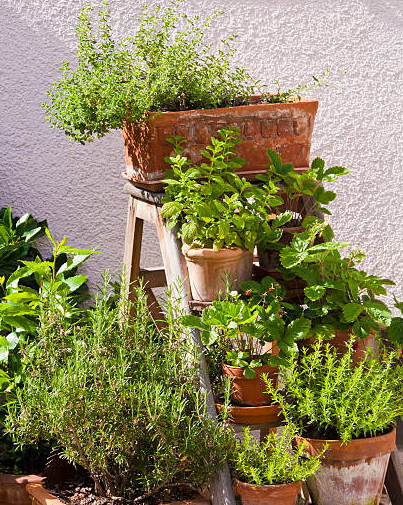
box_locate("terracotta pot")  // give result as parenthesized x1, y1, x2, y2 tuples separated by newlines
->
(221, 363, 278, 406)
(295, 426, 396, 505)
(183, 247, 253, 301)
(0, 474, 44, 505)
(121, 98, 318, 183)
(215, 402, 282, 425)
(235, 479, 301, 505)
(298, 328, 379, 365)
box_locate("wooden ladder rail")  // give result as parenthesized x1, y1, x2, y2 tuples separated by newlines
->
(123, 183, 236, 505)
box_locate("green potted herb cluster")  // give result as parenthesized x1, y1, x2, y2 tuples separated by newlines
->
(162, 127, 290, 300)
(44, 1, 326, 183)
(256, 151, 351, 270)
(231, 425, 323, 505)
(266, 339, 403, 505)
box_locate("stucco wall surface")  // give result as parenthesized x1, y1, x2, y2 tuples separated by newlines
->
(1, 0, 403, 300)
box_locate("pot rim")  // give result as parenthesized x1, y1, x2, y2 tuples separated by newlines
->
(123, 97, 319, 122)
(221, 362, 278, 374)
(235, 478, 301, 491)
(295, 425, 396, 461)
(182, 245, 251, 259)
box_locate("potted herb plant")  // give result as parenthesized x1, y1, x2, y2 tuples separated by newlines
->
(231, 425, 323, 505)
(277, 221, 399, 354)
(43, 1, 326, 183)
(162, 127, 288, 300)
(256, 150, 351, 270)
(182, 287, 311, 409)
(266, 339, 403, 505)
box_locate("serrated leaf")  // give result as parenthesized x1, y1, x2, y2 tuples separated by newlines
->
(363, 301, 392, 325)
(387, 317, 403, 345)
(161, 201, 183, 219)
(304, 285, 326, 301)
(284, 317, 311, 342)
(181, 222, 198, 245)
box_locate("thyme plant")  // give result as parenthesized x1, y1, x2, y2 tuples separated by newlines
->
(266, 339, 403, 442)
(231, 425, 322, 486)
(44, 1, 255, 143)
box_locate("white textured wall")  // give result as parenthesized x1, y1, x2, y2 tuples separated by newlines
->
(1, 0, 403, 300)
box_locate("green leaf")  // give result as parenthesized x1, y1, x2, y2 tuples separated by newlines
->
(62, 274, 87, 292)
(266, 149, 282, 171)
(387, 318, 403, 345)
(280, 248, 308, 268)
(181, 315, 205, 330)
(181, 222, 198, 245)
(284, 317, 311, 342)
(272, 212, 293, 229)
(342, 303, 363, 322)
(363, 301, 392, 325)
(57, 254, 92, 275)
(161, 201, 183, 219)
(304, 285, 326, 301)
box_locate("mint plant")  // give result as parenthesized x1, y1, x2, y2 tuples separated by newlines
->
(161, 127, 288, 251)
(231, 424, 322, 486)
(266, 339, 403, 442)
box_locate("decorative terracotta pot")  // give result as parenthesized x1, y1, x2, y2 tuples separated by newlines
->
(295, 426, 396, 505)
(121, 98, 318, 183)
(235, 479, 301, 505)
(221, 363, 278, 406)
(183, 247, 253, 302)
(215, 402, 282, 425)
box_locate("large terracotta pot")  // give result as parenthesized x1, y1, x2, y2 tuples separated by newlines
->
(295, 426, 396, 505)
(122, 98, 318, 183)
(235, 479, 301, 505)
(221, 363, 278, 406)
(183, 247, 253, 302)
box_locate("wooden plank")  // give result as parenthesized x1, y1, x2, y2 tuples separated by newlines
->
(385, 418, 403, 504)
(123, 196, 143, 303)
(123, 167, 311, 193)
(145, 286, 167, 331)
(139, 268, 167, 288)
(385, 449, 403, 504)
(135, 199, 159, 222)
(154, 208, 235, 505)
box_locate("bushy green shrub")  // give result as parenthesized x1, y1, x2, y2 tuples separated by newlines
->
(6, 278, 232, 498)
(266, 339, 403, 442)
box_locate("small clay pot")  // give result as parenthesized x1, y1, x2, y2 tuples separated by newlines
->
(235, 479, 301, 505)
(294, 426, 396, 505)
(183, 246, 253, 301)
(215, 402, 282, 425)
(221, 363, 278, 406)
